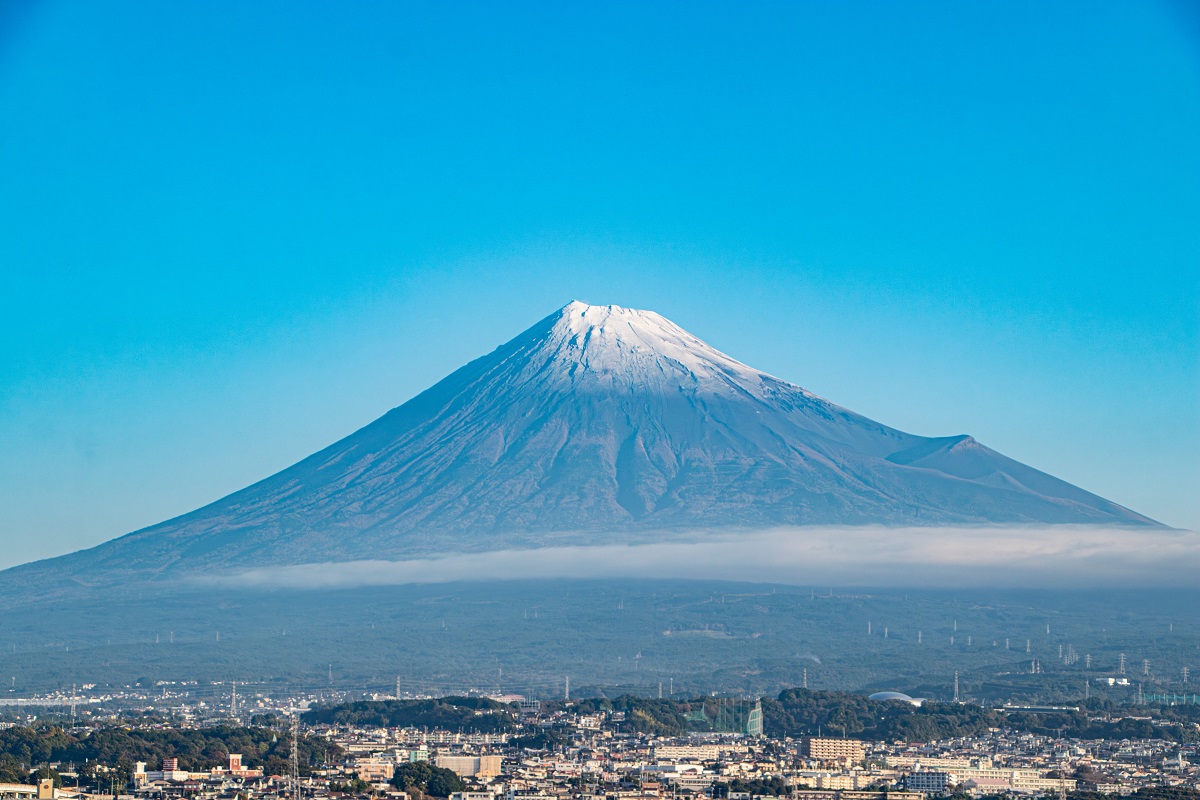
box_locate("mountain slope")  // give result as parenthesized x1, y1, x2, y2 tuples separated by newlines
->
(5, 301, 1157, 588)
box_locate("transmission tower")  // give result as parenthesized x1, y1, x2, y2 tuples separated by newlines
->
(1143, 659, 1151, 676)
(1182, 667, 1189, 684)
(290, 714, 300, 800)
(1119, 653, 1126, 674)
(953, 672, 959, 702)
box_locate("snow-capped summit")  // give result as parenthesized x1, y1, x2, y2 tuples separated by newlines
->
(539, 301, 791, 397)
(4, 301, 1158, 587)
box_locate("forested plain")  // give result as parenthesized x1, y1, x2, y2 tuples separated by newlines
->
(303, 690, 1200, 743)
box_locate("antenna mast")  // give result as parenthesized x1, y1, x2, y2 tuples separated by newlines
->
(290, 714, 301, 800)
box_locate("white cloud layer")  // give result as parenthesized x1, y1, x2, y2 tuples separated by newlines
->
(201, 526, 1200, 591)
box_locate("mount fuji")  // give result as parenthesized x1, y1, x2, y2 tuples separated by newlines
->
(2, 301, 1156, 592)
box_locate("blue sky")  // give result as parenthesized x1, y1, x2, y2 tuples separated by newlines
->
(1, 0, 1197, 568)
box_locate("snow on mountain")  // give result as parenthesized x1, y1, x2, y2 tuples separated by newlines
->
(5, 301, 1158, 587)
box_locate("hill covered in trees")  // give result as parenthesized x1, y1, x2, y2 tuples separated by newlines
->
(0, 724, 335, 787)
(302, 697, 516, 733)
(557, 690, 1199, 743)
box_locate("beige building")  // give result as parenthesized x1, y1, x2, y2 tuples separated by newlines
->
(803, 738, 867, 763)
(0, 783, 40, 800)
(654, 744, 747, 762)
(354, 757, 395, 782)
(437, 755, 503, 779)
(792, 791, 922, 800)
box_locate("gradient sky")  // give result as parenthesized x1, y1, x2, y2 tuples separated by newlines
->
(1, 0, 1198, 569)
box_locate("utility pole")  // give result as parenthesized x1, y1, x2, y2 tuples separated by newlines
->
(290, 714, 300, 800)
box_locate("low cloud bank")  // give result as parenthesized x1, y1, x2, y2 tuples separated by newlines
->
(201, 526, 1200, 591)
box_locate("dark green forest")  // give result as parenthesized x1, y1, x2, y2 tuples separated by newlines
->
(302, 696, 515, 732)
(305, 689, 1199, 744)
(389, 762, 466, 798)
(556, 690, 1199, 743)
(0, 724, 337, 787)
